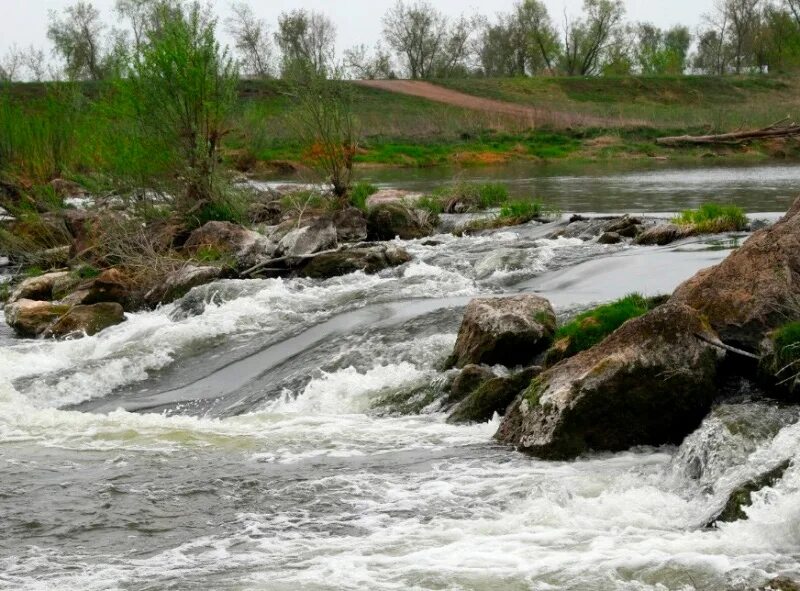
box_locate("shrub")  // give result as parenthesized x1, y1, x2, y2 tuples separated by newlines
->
(350, 182, 378, 211)
(477, 183, 509, 208)
(550, 294, 662, 362)
(500, 200, 542, 220)
(674, 203, 748, 233)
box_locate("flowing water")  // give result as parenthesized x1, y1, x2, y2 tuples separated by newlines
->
(2, 164, 800, 590)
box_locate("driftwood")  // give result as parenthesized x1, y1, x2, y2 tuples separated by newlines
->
(657, 117, 800, 147)
(239, 247, 342, 278)
(694, 332, 760, 360)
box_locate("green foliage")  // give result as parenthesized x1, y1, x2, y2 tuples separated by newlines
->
(190, 193, 248, 228)
(74, 264, 101, 279)
(194, 245, 225, 263)
(25, 266, 45, 278)
(477, 183, 510, 208)
(772, 322, 800, 369)
(350, 181, 378, 211)
(674, 203, 748, 233)
(500, 200, 542, 219)
(0, 282, 9, 303)
(416, 195, 445, 215)
(554, 294, 653, 356)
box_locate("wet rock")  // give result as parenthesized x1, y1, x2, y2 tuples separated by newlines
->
(4, 299, 70, 337)
(709, 460, 791, 525)
(297, 245, 410, 279)
(184, 221, 274, 270)
(8, 271, 71, 304)
(448, 364, 496, 405)
(43, 302, 126, 338)
(634, 223, 692, 246)
(754, 578, 800, 591)
(553, 216, 645, 242)
(598, 231, 622, 244)
(58, 268, 136, 308)
(604, 215, 643, 238)
(448, 295, 557, 369)
(474, 248, 528, 280)
(276, 217, 338, 258)
(332, 207, 368, 243)
(496, 303, 722, 459)
(448, 367, 541, 424)
(367, 203, 437, 241)
(671, 197, 800, 350)
(145, 264, 224, 307)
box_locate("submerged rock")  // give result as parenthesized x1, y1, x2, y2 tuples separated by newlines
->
(671, 196, 800, 350)
(496, 303, 722, 459)
(367, 203, 437, 241)
(297, 245, 410, 279)
(184, 221, 274, 270)
(448, 367, 541, 424)
(448, 295, 556, 369)
(710, 460, 791, 525)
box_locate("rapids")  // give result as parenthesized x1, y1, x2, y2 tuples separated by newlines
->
(2, 206, 800, 590)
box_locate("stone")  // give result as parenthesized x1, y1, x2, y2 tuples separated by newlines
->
(448, 364, 496, 405)
(367, 203, 437, 241)
(59, 268, 138, 309)
(43, 302, 126, 338)
(276, 217, 338, 258)
(634, 223, 693, 246)
(671, 196, 800, 350)
(709, 460, 791, 525)
(298, 245, 411, 279)
(449, 295, 557, 369)
(145, 264, 224, 306)
(598, 231, 622, 244)
(8, 271, 71, 304)
(332, 207, 368, 243)
(184, 221, 274, 270)
(495, 303, 722, 460)
(4, 299, 70, 337)
(448, 367, 541, 424)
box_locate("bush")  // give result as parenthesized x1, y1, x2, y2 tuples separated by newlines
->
(350, 182, 378, 211)
(550, 294, 661, 361)
(674, 203, 748, 233)
(416, 195, 445, 215)
(772, 321, 800, 370)
(477, 183, 509, 208)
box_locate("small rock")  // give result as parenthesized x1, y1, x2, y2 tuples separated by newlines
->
(709, 460, 791, 525)
(8, 271, 71, 304)
(298, 245, 411, 279)
(448, 367, 541, 424)
(598, 231, 622, 244)
(449, 295, 556, 368)
(634, 223, 693, 246)
(367, 203, 437, 241)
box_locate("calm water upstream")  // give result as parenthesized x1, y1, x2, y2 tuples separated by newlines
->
(2, 163, 800, 590)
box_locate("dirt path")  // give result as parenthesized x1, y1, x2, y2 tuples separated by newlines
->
(356, 79, 638, 128)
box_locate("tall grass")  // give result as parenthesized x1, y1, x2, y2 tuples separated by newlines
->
(673, 203, 748, 233)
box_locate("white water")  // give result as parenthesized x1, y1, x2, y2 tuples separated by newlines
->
(2, 222, 799, 591)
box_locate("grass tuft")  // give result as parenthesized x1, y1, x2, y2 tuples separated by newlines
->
(350, 182, 378, 211)
(772, 321, 800, 370)
(673, 203, 748, 233)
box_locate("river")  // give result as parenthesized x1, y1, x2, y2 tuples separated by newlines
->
(2, 163, 800, 590)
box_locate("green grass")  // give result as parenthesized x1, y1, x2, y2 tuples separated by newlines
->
(350, 182, 378, 211)
(500, 200, 542, 219)
(772, 321, 800, 369)
(673, 204, 748, 233)
(417, 182, 512, 215)
(551, 294, 658, 360)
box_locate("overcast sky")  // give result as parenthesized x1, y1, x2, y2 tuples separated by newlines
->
(1, 0, 716, 57)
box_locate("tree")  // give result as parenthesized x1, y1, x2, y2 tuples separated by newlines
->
(21, 46, 49, 82)
(289, 70, 358, 199)
(0, 46, 23, 82)
(561, 0, 626, 76)
(123, 1, 238, 211)
(227, 2, 274, 79)
(275, 9, 336, 78)
(726, 0, 762, 73)
(382, 1, 478, 79)
(344, 44, 394, 79)
(47, 1, 108, 80)
(634, 24, 692, 75)
(516, 0, 560, 73)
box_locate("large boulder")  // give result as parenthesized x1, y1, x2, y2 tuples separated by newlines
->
(43, 302, 126, 338)
(671, 197, 800, 350)
(367, 203, 437, 241)
(184, 221, 274, 270)
(5, 299, 70, 337)
(448, 367, 541, 424)
(448, 295, 556, 369)
(276, 217, 338, 258)
(332, 207, 368, 243)
(495, 303, 722, 459)
(8, 271, 71, 304)
(144, 264, 224, 306)
(297, 245, 411, 279)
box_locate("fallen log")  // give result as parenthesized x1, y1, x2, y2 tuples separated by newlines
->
(656, 118, 800, 147)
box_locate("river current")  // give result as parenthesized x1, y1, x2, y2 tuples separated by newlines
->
(2, 165, 800, 590)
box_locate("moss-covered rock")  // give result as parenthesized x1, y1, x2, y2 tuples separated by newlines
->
(495, 303, 722, 459)
(367, 203, 437, 241)
(447, 364, 496, 405)
(185, 221, 274, 270)
(44, 302, 126, 338)
(448, 295, 556, 369)
(448, 367, 541, 424)
(4, 299, 70, 337)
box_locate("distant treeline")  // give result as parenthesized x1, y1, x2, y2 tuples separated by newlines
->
(2, 0, 800, 83)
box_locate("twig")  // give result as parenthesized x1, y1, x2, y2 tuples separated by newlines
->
(694, 333, 760, 360)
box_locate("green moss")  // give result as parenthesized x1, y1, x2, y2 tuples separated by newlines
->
(553, 294, 656, 357)
(524, 377, 545, 407)
(673, 203, 748, 233)
(24, 266, 45, 278)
